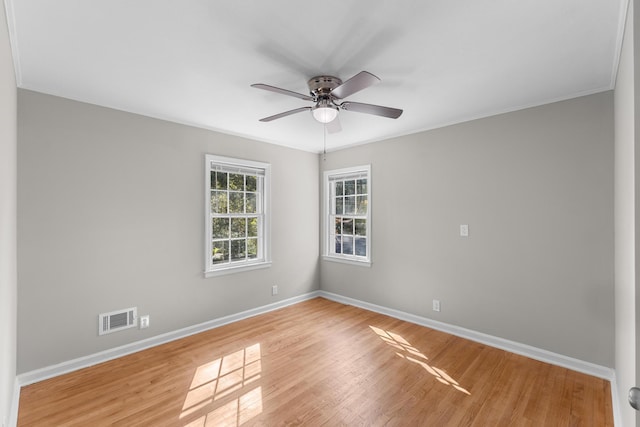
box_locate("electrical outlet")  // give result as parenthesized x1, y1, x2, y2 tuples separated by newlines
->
(432, 299, 441, 312)
(272, 285, 278, 296)
(460, 224, 469, 237)
(140, 315, 150, 329)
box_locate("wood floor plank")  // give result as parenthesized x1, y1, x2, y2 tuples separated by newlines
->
(18, 297, 613, 426)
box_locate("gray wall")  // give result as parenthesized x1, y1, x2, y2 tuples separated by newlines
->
(17, 90, 320, 373)
(320, 92, 614, 367)
(614, 1, 637, 425)
(0, 1, 17, 424)
(16, 76, 615, 380)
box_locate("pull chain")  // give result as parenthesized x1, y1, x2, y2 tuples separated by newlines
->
(323, 123, 327, 161)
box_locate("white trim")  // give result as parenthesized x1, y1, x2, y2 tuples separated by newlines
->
(323, 164, 372, 263)
(317, 291, 616, 382)
(204, 261, 271, 278)
(17, 291, 615, 383)
(17, 291, 320, 386)
(3, 0, 22, 85)
(610, 372, 622, 427)
(204, 154, 271, 277)
(13, 291, 620, 426)
(8, 377, 19, 427)
(322, 255, 371, 268)
(323, 165, 370, 179)
(206, 155, 270, 173)
(610, 0, 631, 89)
(327, 86, 613, 155)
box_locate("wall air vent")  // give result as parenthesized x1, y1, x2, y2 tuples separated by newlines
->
(98, 307, 137, 335)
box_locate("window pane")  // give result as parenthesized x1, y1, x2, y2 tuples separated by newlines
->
(247, 238, 258, 258)
(355, 237, 367, 256)
(248, 217, 258, 237)
(357, 195, 368, 215)
(215, 172, 228, 190)
(212, 241, 229, 264)
(335, 197, 343, 215)
(357, 179, 367, 195)
(231, 218, 246, 238)
(325, 167, 370, 263)
(229, 173, 245, 191)
(246, 193, 257, 213)
(212, 191, 228, 214)
(343, 236, 353, 254)
(229, 192, 244, 213)
(207, 156, 270, 273)
(344, 196, 355, 215)
(231, 239, 246, 261)
(212, 218, 229, 239)
(344, 180, 355, 195)
(246, 175, 257, 192)
(342, 218, 353, 235)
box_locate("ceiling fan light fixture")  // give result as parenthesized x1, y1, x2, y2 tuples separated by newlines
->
(252, 71, 402, 127)
(312, 100, 339, 123)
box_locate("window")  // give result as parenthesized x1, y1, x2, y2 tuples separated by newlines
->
(205, 155, 270, 277)
(324, 165, 371, 266)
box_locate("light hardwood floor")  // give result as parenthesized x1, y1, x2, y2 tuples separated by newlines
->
(18, 297, 613, 426)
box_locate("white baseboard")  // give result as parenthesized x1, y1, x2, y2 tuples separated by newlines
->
(14, 289, 621, 427)
(610, 372, 622, 427)
(8, 377, 19, 427)
(318, 291, 615, 381)
(17, 290, 321, 387)
(318, 291, 622, 426)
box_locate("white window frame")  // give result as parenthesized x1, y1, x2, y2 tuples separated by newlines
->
(323, 165, 372, 267)
(205, 154, 271, 277)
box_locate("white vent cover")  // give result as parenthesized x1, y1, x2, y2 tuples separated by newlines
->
(98, 307, 137, 335)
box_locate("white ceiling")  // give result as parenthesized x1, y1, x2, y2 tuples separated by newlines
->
(5, 0, 627, 152)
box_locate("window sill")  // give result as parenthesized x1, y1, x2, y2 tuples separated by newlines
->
(322, 255, 371, 268)
(205, 261, 272, 278)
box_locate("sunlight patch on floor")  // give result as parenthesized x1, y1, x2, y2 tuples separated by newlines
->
(181, 343, 263, 426)
(369, 326, 470, 395)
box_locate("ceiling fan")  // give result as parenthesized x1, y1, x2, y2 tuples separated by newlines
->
(251, 71, 403, 132)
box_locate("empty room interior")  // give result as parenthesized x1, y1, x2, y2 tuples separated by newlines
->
(1, 0, 640, 426)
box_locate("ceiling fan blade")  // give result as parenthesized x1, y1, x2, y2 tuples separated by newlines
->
(258, 107, 312, 122)
(251, 83, 314, 101)
(326, 116, 342, 134)
(341, 101, 403, 119)
(331, 71, 380, 99)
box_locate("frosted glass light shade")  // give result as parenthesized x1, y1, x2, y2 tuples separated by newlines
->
(312, 106, 338, 123)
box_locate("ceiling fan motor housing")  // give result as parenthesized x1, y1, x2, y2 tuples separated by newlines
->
(308, 76, 343, 98)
